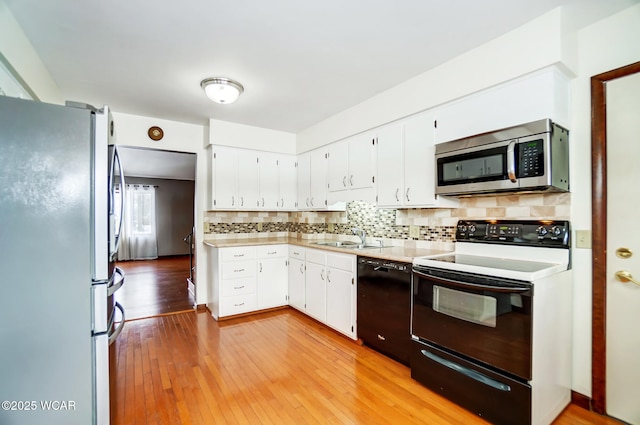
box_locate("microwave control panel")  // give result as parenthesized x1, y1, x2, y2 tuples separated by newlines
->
(517, 139, 544, 178)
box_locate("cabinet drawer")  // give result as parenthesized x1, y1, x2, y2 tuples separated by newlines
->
(327, 253, 354, 272)
(306, 248, 326, 265)
(221, 246, 256, 262)
(256, 244, 287, 258)
(288, 245, 305, 260)
(219, 294, 258, 317)
(221, 278, 256, 297)
(221, 260, 256, 279)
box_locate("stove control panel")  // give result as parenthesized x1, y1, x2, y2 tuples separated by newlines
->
(456, 220, 570, 247)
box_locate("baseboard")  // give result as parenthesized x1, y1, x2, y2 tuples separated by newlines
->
(571, 390, 591, 411)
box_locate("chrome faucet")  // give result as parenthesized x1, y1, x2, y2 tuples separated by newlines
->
(351, 227, 366, 245)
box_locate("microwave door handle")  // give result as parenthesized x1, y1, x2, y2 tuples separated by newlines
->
(412, 269, 530, 294)
(507, 140, 517, 183)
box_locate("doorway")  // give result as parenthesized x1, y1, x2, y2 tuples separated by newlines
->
(591, 61, 640, 420)
(114, 147, 197, 320)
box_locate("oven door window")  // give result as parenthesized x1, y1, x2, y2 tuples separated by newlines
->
(412, 269, 532, 381)
(433, 285, 498, 327)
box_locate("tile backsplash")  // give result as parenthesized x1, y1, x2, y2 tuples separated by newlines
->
(204, 192, 570, 250)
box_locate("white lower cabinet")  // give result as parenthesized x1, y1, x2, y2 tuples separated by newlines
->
(209, 244, 288, 320)
(325, 253, 356, 339)
(211, 246, 258, 319)
(209, 244, 357, 339)
(288, 246, 306, 311)
(257, 245, 288, 310)
(305, 249, 327, 323)
(301, 248, 357, 340)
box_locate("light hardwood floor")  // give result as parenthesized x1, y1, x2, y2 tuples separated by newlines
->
(111, 308, 622, 425)
(115, 256, 195, 320)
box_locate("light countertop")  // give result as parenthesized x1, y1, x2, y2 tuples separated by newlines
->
(203, 237, 450, 263)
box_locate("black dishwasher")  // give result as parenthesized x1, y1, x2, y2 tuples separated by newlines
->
(357, 256, 412, 365)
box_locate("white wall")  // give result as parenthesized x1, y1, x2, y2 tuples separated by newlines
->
(209, 118, 296, 154)
(568, 3, 640, 397)
(112, 112, 210, 306)
(0, 0, 62, 103)
(296, 8, 569, 152)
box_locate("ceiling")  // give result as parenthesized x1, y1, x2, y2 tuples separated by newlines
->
(117, 147, 196, 181)
(5, 0, 629, 135)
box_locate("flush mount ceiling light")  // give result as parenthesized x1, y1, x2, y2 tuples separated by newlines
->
(200, 77, 244, 104)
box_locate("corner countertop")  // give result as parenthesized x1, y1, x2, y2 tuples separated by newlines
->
(203, 237, 450, 263)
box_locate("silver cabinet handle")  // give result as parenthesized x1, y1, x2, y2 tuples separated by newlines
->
(395, 188, 399, 202)
(343, 176, 347, 187)
(241, 196, 244, 207)
(406, 188, 410, 202)
(232, 196, 235, 206)
(262, 197, 265, 207)
(281, 198, 284, 208)
(306, 198, 310, 207)
(259, 262, 263, 273)
(350, 175, 354, 186)
(321, 269, 325, 280)
(327, 269, 331, 283)
(300, 263, 304, 274)
(233, 285, 245, 290)
(310, 197, 314, 206)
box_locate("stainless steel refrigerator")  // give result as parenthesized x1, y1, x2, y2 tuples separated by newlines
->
(0, 95, 126, 425)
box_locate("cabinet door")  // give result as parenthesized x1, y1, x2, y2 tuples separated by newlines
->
(297, 152, 311, 210)
(288, 257, 305, 311)
(348, 133, 375, 190)
(309, 148, 327, 209)
(376, 123, 404, 207)
(258, 257, 288, 309)
(211, 146, 238, 209)
(259, 152, 279, 210)
(404, 113, 436, 206)
(326, 266, 355, 338)
(238, 150, 260, 209)
(305, 261, 326, 322)
(278, 155, 297, 210)
(327, 140, 349, 193)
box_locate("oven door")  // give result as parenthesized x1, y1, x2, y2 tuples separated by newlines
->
(411, 266, 533, 381)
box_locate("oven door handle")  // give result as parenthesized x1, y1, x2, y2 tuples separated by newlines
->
(412, 269, 530, 294)
(420, 349, 511, 392)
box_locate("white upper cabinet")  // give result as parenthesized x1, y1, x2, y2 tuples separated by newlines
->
(259, 152, 280, 210)
(278, 154, 297, 210)
(348, 133, 376, 191)
(433, 67, 570, 144)
(327, 140, 349, 193)
(375, 123, 404, 207)
(211, 146, 297, 211)
(297, 152, 311, 210)
(237, 150, 260, 209)
(309, 147, 328, 209)
(376, 113, 457, 208)
(327, 132, 376, 204)
(211, 145, 239, 209)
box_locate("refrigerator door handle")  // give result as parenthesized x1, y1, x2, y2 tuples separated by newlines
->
(109, 145, 126, 257)
(108, 302, 125, 345)
(107, 267, 125, 297)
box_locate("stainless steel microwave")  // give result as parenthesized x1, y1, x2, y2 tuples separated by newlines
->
(435, 119, 569, 196)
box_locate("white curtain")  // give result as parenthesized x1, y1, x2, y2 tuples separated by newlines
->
(117, 184, 158, 261)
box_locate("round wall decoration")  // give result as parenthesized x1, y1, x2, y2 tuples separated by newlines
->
(148, 126, 164, 141)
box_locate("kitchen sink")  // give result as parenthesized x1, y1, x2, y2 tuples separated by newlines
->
(312, 241, 382, 249)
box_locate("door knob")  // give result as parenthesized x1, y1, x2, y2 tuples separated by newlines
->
(615, 270, 640, 287)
